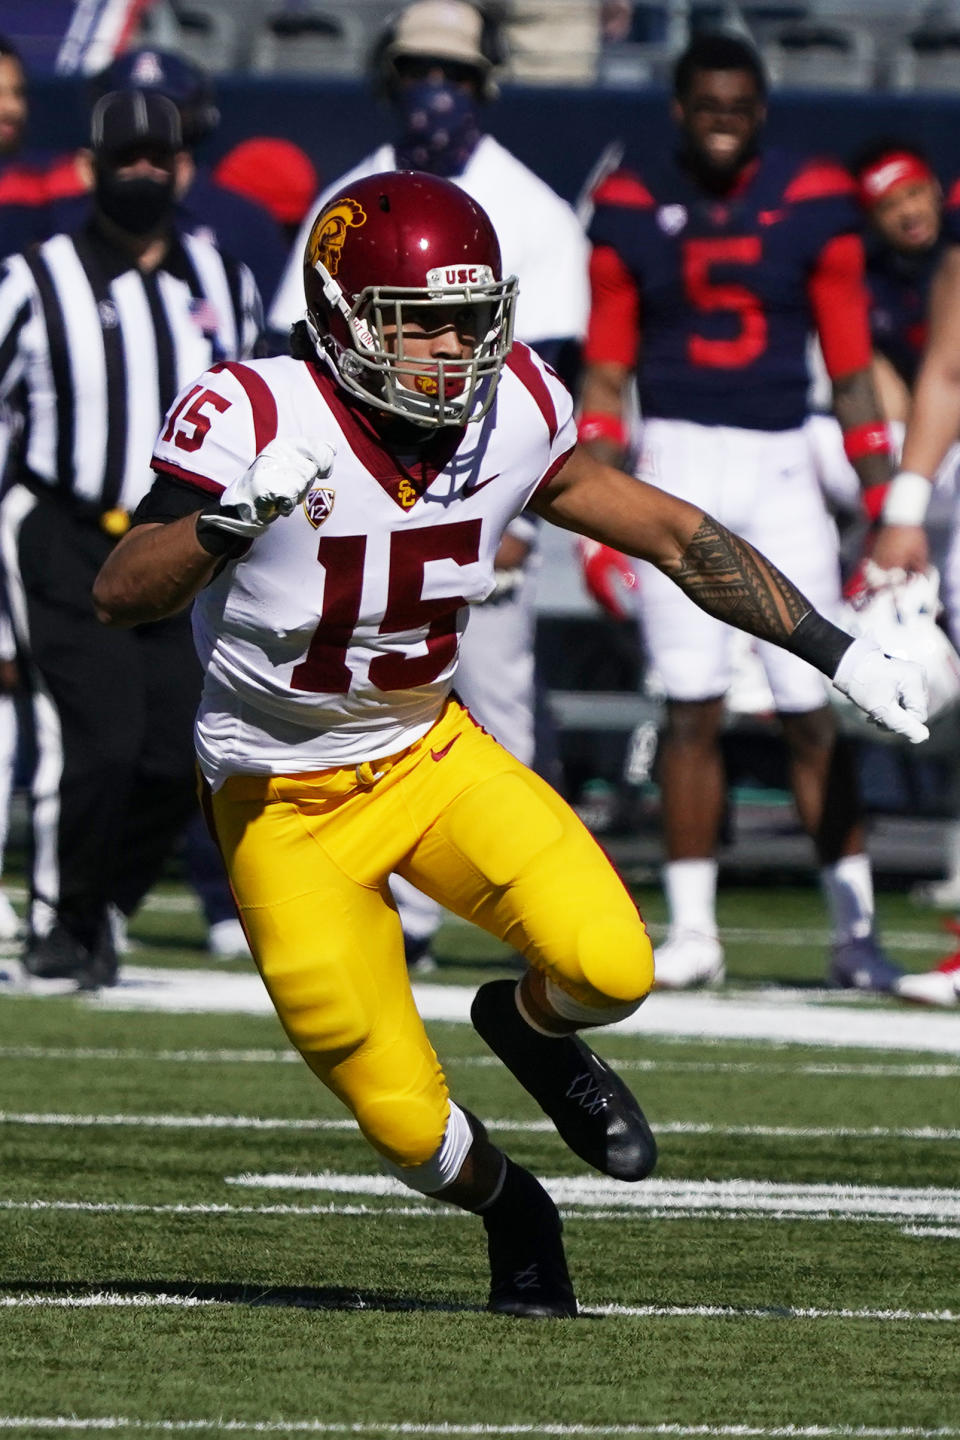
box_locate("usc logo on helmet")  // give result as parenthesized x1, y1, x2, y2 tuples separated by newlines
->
(309, 198, 366, 276)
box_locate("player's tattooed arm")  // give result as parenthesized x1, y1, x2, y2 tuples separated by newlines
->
(664, 514, 852, 676)
(667, 512, 807, 639)
(535, 450, 854, 676)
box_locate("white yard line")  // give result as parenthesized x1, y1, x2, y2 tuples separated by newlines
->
(3, 1111, 960, 1144)
(1, 1421, 959, 1437)
(5, 1176, 960, 1234)
(0, 1294, 957, 1324)
(2, 1046, 960, 1079)
(4, 969, 959, 1055)
(225, 1172, 960, 1221)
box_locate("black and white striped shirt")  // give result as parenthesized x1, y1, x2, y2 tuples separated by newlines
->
(0, 220, 261, 516)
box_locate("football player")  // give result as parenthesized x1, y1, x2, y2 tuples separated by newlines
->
(579, 32, 908, 994)
(93, 172, 927, 1316)
(856, 148, 960, 1005)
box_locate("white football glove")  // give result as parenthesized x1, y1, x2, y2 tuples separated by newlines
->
(203, 438, 336, 540)
(832, 635, 930, 744)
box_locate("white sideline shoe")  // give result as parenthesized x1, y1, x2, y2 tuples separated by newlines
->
(208, 918, 252, 960)
(910, 876, 960, 909)
(896, 954, 960, 1008)
(654, 930, 725, 990)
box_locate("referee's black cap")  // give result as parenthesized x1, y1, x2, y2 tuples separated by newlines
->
(90, 90, 182, 158)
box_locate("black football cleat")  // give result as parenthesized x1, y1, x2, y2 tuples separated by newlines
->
(75, 918, 119, 991)
(471, 978, 657, 1182)
(483, 1159, 577, 1319)
(22, 923, 91, 982)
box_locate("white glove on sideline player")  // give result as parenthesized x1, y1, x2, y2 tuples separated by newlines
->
(203, 438, 336, 541)
(832, 635, 930, 744)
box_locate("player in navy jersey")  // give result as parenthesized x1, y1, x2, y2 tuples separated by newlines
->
(809, 144, 946, 523)
(579, 32, 904, 993)
(853, 141, 944, 400)
(851, 147, 960, 1003)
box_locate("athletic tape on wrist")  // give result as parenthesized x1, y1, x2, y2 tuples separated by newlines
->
(786, 609, 855, 679)
(881, 470, 932, 527)
(843, 421, 892, 463)
(577, 411, 628, 448)
(195, 511, 251, 559)
(861, 483, 889, 523)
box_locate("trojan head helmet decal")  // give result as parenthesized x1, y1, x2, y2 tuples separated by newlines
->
(302, 172, 517, 429)
(308, 197, 367, 277)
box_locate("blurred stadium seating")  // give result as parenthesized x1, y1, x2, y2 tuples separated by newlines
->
(5, 0, 960, 91)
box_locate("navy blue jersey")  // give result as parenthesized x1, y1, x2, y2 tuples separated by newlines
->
(586, 147, 871, 431)
(865, 238, 941, 388)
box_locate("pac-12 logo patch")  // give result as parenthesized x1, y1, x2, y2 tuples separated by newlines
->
(656, 204, 687, 235)
(303, 486, 335, 528)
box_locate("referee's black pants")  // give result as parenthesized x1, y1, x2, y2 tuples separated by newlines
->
(2, 484, 201, 951)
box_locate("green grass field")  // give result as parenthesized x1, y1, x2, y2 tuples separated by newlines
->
(1, 880, 959, 1438)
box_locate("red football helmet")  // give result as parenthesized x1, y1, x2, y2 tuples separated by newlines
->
(302, 171, 517, 427)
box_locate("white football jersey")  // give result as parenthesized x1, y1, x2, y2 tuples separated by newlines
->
(151, 346, 575, 785)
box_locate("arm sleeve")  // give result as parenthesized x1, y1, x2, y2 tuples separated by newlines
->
(807, 232, 873, 379)
(583, 243, 641, 369)
(131, 472, 217, 526)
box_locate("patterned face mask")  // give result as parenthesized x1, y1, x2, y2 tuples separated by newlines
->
(393, 80, 481, 178)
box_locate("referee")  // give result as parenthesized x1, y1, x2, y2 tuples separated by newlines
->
(0, 89, 261, 988)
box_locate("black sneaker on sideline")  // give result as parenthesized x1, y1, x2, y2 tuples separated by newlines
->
(22, 923, 91, 981)
(76, 920, 119, 991)
(471, 978, 657, 1182)
(483, 1159, 577, 1319)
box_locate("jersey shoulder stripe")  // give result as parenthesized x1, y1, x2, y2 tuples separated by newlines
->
(209, 360, 279, 453)
(783, 159, 857, 204)
(591, 170, 656, 210)
(505, 342, 558, 441)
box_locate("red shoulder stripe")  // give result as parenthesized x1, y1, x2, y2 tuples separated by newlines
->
(946, 176, 960, 209)
(151, 457, 224, 494)
(0, 167, 47, 205)
(210, 361, 279, 454)
(591, 170, 655, 209)
(506, 343, 558, 441)
(42, 156, 88, 201)
(784, 160, 857, 204)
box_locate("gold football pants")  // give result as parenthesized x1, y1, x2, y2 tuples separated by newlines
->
(207, 698, 654, 1171)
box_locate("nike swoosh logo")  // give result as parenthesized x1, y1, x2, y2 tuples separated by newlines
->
(462, 473, 500, 498)
(430, 734, 461, 762)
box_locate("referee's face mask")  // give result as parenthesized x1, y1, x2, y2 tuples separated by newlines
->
(89, 89, 181, 238)
(94, 148, 177, 236)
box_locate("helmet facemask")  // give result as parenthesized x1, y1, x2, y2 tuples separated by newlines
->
(307, 260, 517, 427)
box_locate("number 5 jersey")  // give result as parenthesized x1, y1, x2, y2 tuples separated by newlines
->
(150, 345, 575, 786)
(585, 147, 873, 431)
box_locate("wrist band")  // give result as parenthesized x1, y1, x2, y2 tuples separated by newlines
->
(786, 608, 854, 679)
(195, 510, 250, 559)
(577, 411, 628, 448)
(881, 470, 932, 527)
(843, 421, 891, 463)
(861, 483, 889, 523)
